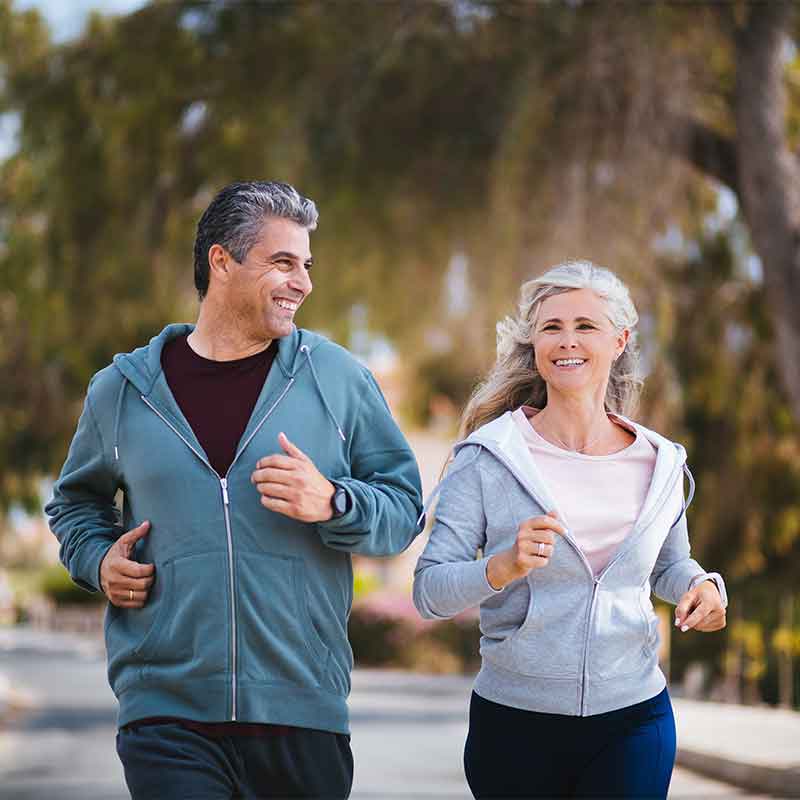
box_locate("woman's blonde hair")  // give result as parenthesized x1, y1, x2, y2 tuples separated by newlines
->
(460, 260, 643, 437)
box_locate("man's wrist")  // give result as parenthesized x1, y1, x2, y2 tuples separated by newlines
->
(328, 480, 350, 520)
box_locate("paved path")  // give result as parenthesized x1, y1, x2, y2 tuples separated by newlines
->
(0, 627, 783, 798)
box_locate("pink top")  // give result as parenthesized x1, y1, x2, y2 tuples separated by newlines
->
(512, 406, 658, 576)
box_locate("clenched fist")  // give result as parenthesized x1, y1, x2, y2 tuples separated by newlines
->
(674, 580, 726, 633)
(99, 521, 155, 608)
(251, 432, 335, 523)
(486, 511, 565, 590)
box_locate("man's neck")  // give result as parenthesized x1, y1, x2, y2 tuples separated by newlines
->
(188, 305, 272, 362)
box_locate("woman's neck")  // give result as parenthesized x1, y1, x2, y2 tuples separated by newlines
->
(530, 393, 619, 453)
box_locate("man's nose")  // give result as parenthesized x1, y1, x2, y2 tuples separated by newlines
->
(289, 267, 312, 296)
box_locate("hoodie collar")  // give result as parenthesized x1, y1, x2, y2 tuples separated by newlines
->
(456, 410, 687, 532)
(109, 323, 340, 469)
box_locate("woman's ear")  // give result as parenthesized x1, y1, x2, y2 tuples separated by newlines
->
(615, 328, 630, 360)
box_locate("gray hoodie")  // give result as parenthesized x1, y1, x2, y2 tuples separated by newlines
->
(413, 411, 727, 717)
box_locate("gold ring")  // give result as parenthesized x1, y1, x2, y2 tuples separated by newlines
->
(129, 589, 134, 601)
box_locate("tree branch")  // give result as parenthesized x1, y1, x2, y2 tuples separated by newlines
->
(683, 118, 740, 195)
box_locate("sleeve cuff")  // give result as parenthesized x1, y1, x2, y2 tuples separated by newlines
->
(483, 556, 505, 594)
(317, 481, 359, 532)
(689, 572, 728, 608)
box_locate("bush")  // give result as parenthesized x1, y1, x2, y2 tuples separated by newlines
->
(39, 563, 104, 606)
(349, 594, 481, 673)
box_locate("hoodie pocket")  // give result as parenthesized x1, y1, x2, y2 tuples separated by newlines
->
(106, 552, 229, 692)
(589, 586, 652, 679)
(487, 578, 582, 678)
(236, 552, 331, 689)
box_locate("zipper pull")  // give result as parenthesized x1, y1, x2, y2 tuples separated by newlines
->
(220, 478, 230, 506)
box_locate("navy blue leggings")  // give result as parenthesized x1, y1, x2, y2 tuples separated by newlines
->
(464, 687, 676, 799)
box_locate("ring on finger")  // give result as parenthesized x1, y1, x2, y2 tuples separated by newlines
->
(537, 541, 545, 558)
(129, 589, 134, 602)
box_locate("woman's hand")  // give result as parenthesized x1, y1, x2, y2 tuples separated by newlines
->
(675, 580, 727, 632)
(486, 511, 565, 590)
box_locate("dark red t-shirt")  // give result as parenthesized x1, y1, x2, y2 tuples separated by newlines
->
(127, 333, 285, 737)
(161, 333, 278, 476)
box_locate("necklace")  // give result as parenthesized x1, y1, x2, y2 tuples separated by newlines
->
(532, 411, 609, 454)
(545, 429, 606, 454)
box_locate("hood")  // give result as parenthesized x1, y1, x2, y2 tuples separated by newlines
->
(111, 323, 328, 394)
(108, 323, 343, 463)
(419, 410, 693, 530)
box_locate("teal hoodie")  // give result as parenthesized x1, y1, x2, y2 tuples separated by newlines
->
(46, 324, 423, 734)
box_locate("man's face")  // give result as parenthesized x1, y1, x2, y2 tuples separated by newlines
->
(225, 217, 313, 341)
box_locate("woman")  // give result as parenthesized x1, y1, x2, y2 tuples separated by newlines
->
(413, 261, 727, 799)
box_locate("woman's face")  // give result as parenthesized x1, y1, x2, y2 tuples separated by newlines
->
(532, 288, 628, 401)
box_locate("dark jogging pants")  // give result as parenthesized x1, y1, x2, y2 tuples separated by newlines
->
(116, 722, 353, 800)
(464, 687, 676, 799)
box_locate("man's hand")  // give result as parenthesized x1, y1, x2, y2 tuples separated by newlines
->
(675, 580, 727, 633)
(486, 511, 565, 590)
(99, 521, 155, 608)
(251, 432, 335, 523)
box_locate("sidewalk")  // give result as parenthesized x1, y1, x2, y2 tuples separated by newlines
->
(2, 626, 799, 797)
(673, 697, 800, 797)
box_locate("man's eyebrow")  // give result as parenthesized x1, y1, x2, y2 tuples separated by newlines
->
(268, 250, 302, 261)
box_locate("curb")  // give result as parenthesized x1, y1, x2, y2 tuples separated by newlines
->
(677, 748, 800, 798)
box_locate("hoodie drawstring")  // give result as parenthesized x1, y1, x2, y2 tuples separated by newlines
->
(670, 462, 696, 528)
(113, 378, 129, 461)
(299, 345, 346, 442)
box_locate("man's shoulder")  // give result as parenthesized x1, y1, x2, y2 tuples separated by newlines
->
(87, 362, 125, 399)
(297, 329, 370, 381)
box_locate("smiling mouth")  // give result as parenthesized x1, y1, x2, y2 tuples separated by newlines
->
(274, 297, 300, 313)
(553, 358, 587, 368)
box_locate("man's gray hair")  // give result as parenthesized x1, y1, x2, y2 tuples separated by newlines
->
(193, 181, 318, 299)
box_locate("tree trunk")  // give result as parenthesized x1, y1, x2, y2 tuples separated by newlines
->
(735, 5, 800, 421)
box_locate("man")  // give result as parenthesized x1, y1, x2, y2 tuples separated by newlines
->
(46, 181, 424, 799)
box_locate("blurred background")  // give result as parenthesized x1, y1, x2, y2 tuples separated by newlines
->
(1, 1, 799, 797)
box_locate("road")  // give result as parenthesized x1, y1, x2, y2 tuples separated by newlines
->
(0, 627, 771, 799)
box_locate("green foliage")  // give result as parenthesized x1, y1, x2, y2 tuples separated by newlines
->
(348, 606, 479, 673)
(352, 570, 379, 601)
(38, 562, 103, 605)
(0, 0, 748, 511)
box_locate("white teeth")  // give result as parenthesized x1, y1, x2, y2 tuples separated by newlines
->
(555, 358, 585, 366)
(275, 299, 298, 311)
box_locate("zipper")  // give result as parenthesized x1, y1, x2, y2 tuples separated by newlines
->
(220, 477, 237, 719)
(580, 578, 600, 715)
(477, 442, 596, 579)
(477, 438, 685, 715)
(140, 378, 296, 721)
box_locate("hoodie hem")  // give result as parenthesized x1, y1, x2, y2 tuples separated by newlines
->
(474, 658, 666, 717)
(117, 679, 350, 735)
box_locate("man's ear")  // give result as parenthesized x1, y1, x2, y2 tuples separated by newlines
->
(208, 243, 234, 287)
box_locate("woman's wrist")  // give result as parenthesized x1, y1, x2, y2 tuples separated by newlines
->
(487, 552, 516, 591)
